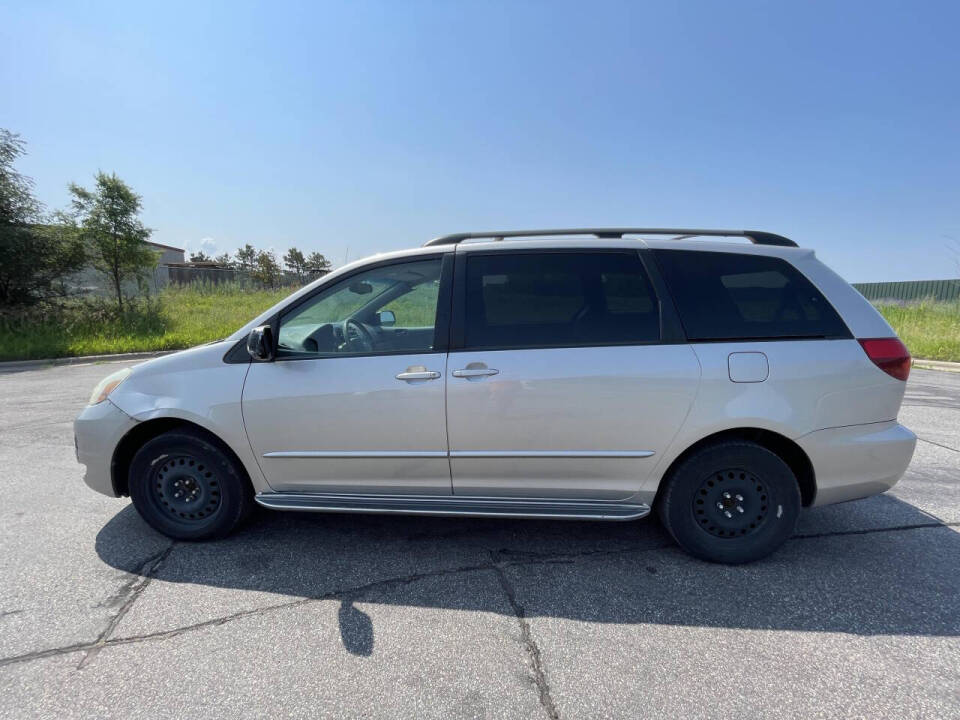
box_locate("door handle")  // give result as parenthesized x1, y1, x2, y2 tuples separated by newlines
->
(396, 365, 441, 381)
(452, 364, 500, 378)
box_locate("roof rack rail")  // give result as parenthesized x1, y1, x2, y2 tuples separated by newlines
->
(423, 228, 797, 248)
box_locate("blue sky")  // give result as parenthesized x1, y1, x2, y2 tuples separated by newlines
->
(2, 0, 958, 282)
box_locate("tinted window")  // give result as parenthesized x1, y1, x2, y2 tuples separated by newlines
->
(654, 250, 849, 341)
(463, 252, 659, 349)
(277, 258, 442, 357)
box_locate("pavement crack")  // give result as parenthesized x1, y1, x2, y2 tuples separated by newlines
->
(109, 559, 501, 647)
(0, 542, 756, 670)
(2, 522, 955, 671)
(792, 521, 959, 540)
(497, 543, 673, 566)
(76, 542, 176, 670)
(99, 596, 319, 648)
(917, 436, 960, 453)
(0, 560, 496, 669)
(0, 641, 98, 668)
(491, 553, 560, 720)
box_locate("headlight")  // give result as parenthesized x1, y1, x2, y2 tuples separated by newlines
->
(88, 368, 132, 405)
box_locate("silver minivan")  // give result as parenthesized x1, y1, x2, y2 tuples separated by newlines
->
(75, 228, 916, 563)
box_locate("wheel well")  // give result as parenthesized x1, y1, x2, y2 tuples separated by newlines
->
(110, 418, 251, 497)
(655, 428, 816, 507)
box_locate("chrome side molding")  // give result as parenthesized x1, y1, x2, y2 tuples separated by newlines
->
(254, 492, 651, 521)
(263, 450, 655, 459)
(449, 450, 655, 458)
(263, 451, 448, 459)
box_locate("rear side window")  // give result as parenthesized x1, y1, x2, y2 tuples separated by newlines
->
(654, 250, 849, 341)
(463, 252, 659, 350)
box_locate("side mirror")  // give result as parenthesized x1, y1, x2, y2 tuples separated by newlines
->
(376, 310, 396, 327)
(246, 325, 274, 361)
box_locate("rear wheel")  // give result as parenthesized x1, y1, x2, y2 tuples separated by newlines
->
(657, 440, 801, 564)
(128, 429, 254, 541)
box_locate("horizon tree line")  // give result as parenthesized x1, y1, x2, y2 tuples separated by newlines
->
(188, 245, 332, 288)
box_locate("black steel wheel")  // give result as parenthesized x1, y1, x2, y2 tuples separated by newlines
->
(128, 428, 254, 541)
(150, 454, 223, 523)
(657, 440, 801, 564)
(693, 468, 770, 539)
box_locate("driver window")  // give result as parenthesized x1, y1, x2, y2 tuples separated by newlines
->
(276, 258, 443, 358)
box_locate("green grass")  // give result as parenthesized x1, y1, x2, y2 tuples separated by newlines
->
(874, 300, 960, 363)
(2, 284, 959, 363)
(0, 283, 290, 361)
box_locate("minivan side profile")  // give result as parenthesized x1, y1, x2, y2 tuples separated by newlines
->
(75, 228, 917, 563)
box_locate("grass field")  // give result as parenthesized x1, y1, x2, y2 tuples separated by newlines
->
(875, 301, 960, 363)
(1, 285, 959, 363)
(0, 284, 290, 361)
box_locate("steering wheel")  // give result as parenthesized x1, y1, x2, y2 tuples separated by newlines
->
(342, 318, 376, 352)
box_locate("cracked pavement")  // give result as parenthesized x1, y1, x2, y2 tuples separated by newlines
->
(0, 361, 958, 719)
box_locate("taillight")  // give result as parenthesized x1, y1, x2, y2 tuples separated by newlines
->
(858, 338, 911, 381)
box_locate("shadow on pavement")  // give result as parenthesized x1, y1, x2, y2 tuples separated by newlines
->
(95, 493, 960, 655)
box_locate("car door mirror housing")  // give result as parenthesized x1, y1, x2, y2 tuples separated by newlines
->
(376, 310, 396, 327)
(246, 325, 275, 361)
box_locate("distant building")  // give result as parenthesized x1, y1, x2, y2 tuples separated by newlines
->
(146, 241, 186, 265)
(163, 255, 241, 285)
(72, 239, 187, 296)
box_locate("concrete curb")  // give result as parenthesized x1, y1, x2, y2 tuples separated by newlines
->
(913, 358, 960, 373)
(0, 350, 175, 373)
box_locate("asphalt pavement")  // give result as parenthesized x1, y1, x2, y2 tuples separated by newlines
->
(0, 360, 957, 719)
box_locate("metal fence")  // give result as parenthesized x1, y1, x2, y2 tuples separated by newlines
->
(853, 279, 960, 303)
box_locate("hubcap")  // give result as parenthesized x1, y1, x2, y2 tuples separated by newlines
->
(692, 468, 769, 538)
(152, 455, 221, 522)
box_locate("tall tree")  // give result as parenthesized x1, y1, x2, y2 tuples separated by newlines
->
(213, 252, 233, 267)
(68, 172, 156, 310)
(253, 249, 282, 288)
(0, 130, 86, 310)
(234, 243, 256, 273)
(283, 247, 307, 284)
(305, 251, 332, 278)
(189, 250, 211, 262)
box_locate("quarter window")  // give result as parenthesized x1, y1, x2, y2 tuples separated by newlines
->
(463, 252, 660, 350)
(653, 250, 850, 341)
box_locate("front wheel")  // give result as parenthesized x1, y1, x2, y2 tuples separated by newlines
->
(657, 440, 801, 564)
(128, 428, 254, 541)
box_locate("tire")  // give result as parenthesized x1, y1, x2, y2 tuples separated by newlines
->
(657, 440, 801, 564)
(128, 428, 254, 541)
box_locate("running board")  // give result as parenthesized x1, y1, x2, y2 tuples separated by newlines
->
(255, 492, 650, 521)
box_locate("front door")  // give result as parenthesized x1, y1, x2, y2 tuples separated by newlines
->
(445, 249, 700, 500)
(242, 254, 453, 494)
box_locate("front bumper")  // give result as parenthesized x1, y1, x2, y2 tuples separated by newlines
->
(74, 399, 137, 497)
(797, 421, 917, 507)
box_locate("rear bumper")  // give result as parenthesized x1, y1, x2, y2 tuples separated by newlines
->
(797, 421, 917, 507)
(74, 400, 137, 497)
